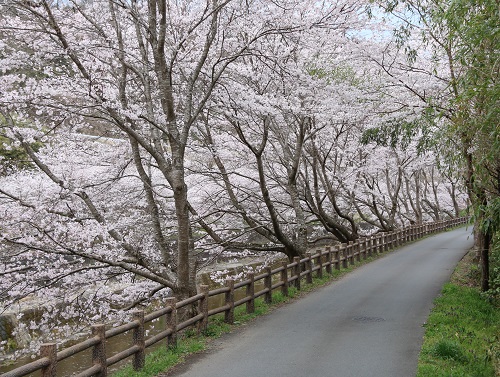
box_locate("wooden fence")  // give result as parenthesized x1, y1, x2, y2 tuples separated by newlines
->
(1, 217, 468, 377)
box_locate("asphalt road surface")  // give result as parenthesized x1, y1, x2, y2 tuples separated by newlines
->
(165, 227, 473, 377)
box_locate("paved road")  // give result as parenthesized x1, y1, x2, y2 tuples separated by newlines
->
(166, 227, 473, 377)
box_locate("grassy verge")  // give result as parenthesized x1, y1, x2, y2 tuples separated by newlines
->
(111, 255, 381, 377)
(417, 251, 500, 377)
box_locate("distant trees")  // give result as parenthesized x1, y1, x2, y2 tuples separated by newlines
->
(371, 0, 499, 291)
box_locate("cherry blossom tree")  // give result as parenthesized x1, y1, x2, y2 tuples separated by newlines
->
(0, 0, 471, 360)
(0, 0, 353, 356)
(188, 5, 373, 259)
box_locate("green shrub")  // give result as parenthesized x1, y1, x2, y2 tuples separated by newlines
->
(486, 233, 500, 303)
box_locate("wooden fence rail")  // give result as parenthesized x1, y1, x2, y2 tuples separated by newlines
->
(1, 217, 468, 377)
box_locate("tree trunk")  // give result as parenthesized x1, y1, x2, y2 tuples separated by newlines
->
(478, 229, 491, 292)
(172, 167, 194, 299)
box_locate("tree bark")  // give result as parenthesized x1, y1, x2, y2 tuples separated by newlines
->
(478, 229, 491, 291)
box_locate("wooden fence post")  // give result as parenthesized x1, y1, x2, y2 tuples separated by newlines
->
(334, 245, 341, 270)
(372, 236, 378, 256)
(133, 311, 145, 371)
(225, 278, 235, 324)
(41, 343, 57, 377)
(91, 324, 107, 377)
(348, 242, 354, 265)
(264, 267, 272, 304)
(293, 256, 301, 290)
(355, 241, 361, 262)
(342, 246, 348, 269)
(361, 238, 367, 260)
(281, 261, 289, 296)
(246, 273, 255, 313)
(165, 297, 177, 349)
(316, 252, 323, 278)
(198, 285, 209, 333)
(325, 246, 333, 274)
(306, 253, 313, 284)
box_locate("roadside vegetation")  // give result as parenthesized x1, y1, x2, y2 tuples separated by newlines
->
(417, 249, 500, 377)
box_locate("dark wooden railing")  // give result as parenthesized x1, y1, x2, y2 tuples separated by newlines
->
(1, 217, 468, 377)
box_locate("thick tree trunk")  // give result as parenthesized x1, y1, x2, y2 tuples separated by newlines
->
(172, 167, 195, 299)
(478, 229, 491, 292)
(287, 182, 308, 256)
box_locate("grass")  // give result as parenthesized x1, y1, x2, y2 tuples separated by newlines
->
(416, 250, 500, 377)
(110, 336, 206, 377)
(111, 254, 383, 377)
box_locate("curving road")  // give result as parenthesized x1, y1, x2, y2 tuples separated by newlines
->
(164, 227, 473, 377)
